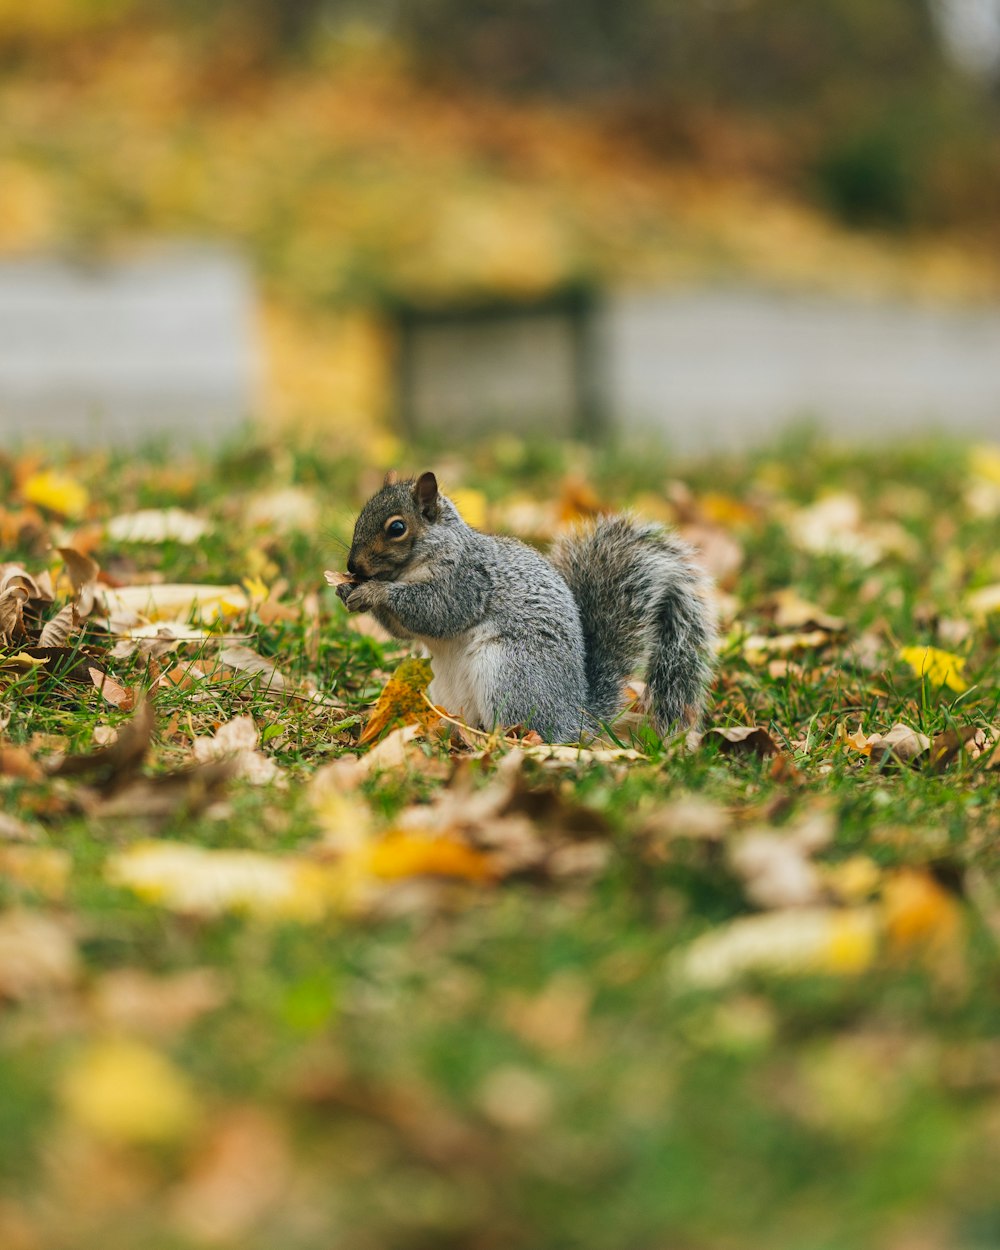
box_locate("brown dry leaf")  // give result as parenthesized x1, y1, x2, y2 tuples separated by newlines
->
(92, 968, 228, 1037)
(214, 645, 289, 695)
(192, 715, 283, 786)
(742, 630, 834, 664)
(929, 725, 988, 772)
(88, 666, 135, 710)
(95, 760, 236, 824)
(169, 1106, 291, 1244)
(0, 585, 27, 644)
(0, 745, 43, 781)
(766, 588, 846, 633)
(56, 546, 99, 594)
(501, 972, 592, 1053)
(0, 910, 78, 998)
(868, 723, 931, 767)
(387, 752, 611, 883)
(323, 569, 356, 589)
(0, 847, 71, 899)
(38, 602, 77, 647)
(708, 725, 781, 758)
(728, 829, 825, 911)
(639, 795, 732, 858)
(0, 811, 39, 842)
(53, 698, 154, 788)
(356, 724, 423, 775)
(358, 657, 436, 745)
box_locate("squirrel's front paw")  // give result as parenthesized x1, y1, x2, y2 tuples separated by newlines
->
(344, 581, 385, 613)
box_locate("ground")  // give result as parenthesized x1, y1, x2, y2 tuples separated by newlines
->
(0, 432, 998, 1250)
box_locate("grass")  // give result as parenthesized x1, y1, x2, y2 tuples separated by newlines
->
(0, 431, 998, 1250)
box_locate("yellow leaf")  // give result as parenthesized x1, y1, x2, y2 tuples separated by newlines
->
(969, 443, 1000, 486)
(449, 488, 488, 530)
(21, 469, 88, 519)
(898, 645, 968, 692)
(359, 657, 435, 745)
(365, 831, 494, 882)
(882, 869, 962, 956)
(60, 1037, 199, 1144)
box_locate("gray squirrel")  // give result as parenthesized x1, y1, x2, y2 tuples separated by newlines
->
(333, 471, 716, 743)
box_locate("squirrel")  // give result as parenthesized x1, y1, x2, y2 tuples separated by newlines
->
(333, 471, 716, 743)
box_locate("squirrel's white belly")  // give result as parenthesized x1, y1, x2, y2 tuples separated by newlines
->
(419, 626, 500, 729)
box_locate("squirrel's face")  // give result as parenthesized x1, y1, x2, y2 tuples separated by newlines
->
(346, 471, 442, 581)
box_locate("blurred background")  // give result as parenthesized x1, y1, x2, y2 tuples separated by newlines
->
(1, 0, 999, 452)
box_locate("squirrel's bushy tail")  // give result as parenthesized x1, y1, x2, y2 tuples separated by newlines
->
(549, 515, 716, 734)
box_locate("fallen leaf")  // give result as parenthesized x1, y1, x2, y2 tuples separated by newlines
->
(707, 725, 781, 758)
(192, 715, 283, 785)
(358, 657, 435, 745)
(92, 968, 228, 1036)
(106, 842, 336, 920)
(868, 723, 931, 767)
(0, 846, 71, 899)
(54, 699, 154, 787)
(929, 725, 987, 771)
(673, 906, 879, 988)
(967, 583, 1000, 621)
(365, 831, 495, 882)
(21, 469, 88, 519)
(766, 588, 846, 633)
(95, 583, 249, 625)
(324, 569, 356, 588)
(56, 546, 99, 596)
(38, 602, 78, 647)
(742, 630, 833, 664)
(170, 1107, 291, 1242)
(0, 745, 43, 780)
(356, 724, 423, 774)
(214, 645, 289, 695)
(476, 1065, 553, 1131)
(0, 910, 78, 998)
(0, 585, 27, 644)
(898, 645, 968, 693)
(105, 508, 209, 544)
(728, 830, 823, 910)
(60, 1037, 199, 1144)
(95, 760, 236, 823)
(88, 666, 135, 710)
(0, 811, 38, 842)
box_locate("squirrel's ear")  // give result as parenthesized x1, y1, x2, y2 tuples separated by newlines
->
(415, 471, 439, 520)
(383, 469, 398, 487)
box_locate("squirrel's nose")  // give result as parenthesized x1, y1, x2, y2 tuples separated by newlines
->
(347, 554, 367, 579)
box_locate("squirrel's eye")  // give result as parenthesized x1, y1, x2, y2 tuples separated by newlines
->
(386, 519, 407, 538)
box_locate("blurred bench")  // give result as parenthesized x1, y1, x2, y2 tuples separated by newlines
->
(0, 247, 258, 447)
